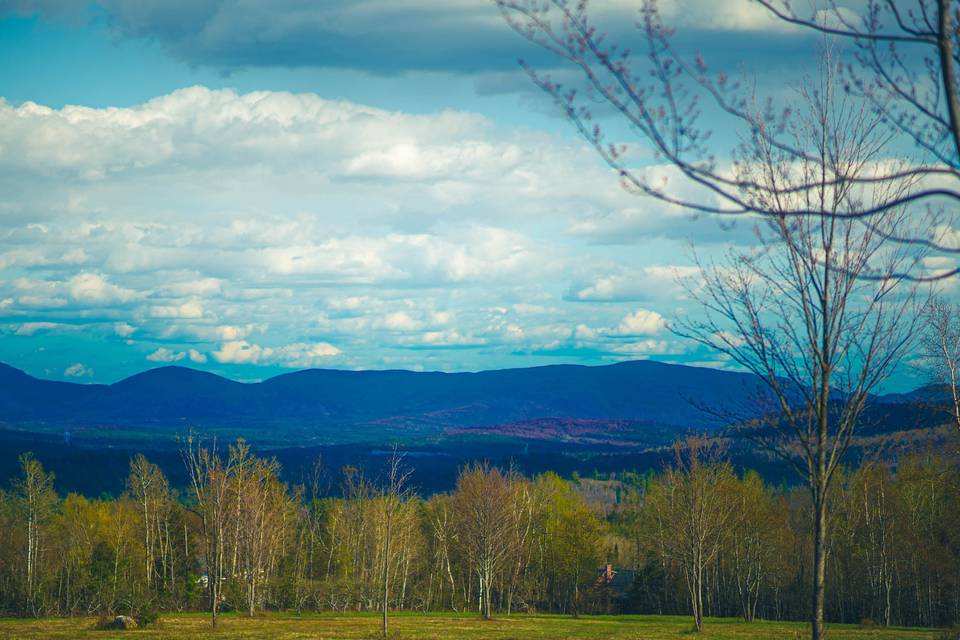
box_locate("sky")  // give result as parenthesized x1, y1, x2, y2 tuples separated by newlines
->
(0, 0, 946, 389)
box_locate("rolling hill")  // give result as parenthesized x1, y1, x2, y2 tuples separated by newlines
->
(0, 360, 950, 495)
(0, 360, 772, 443)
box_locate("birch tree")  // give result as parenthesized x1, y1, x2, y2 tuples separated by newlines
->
(923, 297, 960, 437)
(182, 435, 233, 629)
(379, 449, 413, 637)
(644, 439, 737, 632)
(452, 464, 516, 619)
(14, 453, 56, 613)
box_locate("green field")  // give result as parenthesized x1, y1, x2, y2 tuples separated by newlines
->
(0, 612, 940, 640)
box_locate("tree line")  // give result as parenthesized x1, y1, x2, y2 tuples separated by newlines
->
(0, 438, 957, 631)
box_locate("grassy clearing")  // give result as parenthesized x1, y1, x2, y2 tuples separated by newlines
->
(0, 612, 940, 640)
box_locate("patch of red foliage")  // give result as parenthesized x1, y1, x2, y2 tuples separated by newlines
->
(446, 417, 644, 446)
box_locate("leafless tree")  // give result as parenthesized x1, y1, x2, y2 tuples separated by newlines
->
(755, 0, 960, 172)
(235, 450, 293, 617)
(923, 296, 960, 436)
(379, 447, 413, 637)
(127, 454, 172, 594)
(13, 453, 56, 614)
(181, 434, 233, 629)
(495, 0, 957, 280)
(672, 59, 923, 638)
(452, 464, 516, 619)
(644, 438, 738, 632)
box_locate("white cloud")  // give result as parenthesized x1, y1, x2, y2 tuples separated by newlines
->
(574, 324, 597, 341)
(67, 273, 137, 305)
(64, 362, 93, 378)
(0, 86, 725, 377)
(567, 266, 699, 302)
(150, 300, 204, 319)
(609, 309, 665, 337)
(608, 340, 672, 356)
(381, 311, 422, 332)
(15, 322, 62, 336)
(146, 347, 186, 363)
(211, 340, 342, 367)
(418, 329, 482, 347)
(114, 322, 136, 337)
(211, 341, 265, 365)
(159, 278, 223, 297)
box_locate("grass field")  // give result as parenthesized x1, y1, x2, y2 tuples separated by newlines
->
(0, 612, 942, 640)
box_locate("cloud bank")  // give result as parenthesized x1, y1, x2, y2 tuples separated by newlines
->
(0, 86, 737, 381)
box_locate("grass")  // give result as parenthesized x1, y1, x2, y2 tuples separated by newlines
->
(0, 611, 940, 640)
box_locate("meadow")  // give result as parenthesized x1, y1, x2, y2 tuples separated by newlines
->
(0, 612, 940, 640)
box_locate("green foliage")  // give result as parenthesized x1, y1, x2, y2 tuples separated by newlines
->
(134, 606, 159, 627)
(0, 445, 956, 631)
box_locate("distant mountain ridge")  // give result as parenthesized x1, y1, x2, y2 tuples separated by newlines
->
(0, 360, 766, 434)
(0, 361, 937, 444)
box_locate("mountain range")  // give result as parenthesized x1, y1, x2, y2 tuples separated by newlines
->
(0, 360, 776, 442)
(0, 359, 951, 495)
(0, 360, 947, 447)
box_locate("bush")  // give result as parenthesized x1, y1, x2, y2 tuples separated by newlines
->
(135, 606, 159, 627)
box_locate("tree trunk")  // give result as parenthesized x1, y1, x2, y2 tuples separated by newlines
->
(812, 494, 828, 640)
(382, 514, 391, 637)
(694, 566, 704, 632)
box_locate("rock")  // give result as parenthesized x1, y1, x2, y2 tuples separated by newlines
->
(110, 615, 138, 630)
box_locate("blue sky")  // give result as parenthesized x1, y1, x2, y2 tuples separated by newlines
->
(0, 1, 945, 390)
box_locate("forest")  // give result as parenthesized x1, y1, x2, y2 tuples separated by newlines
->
(0, 437, 957, 633)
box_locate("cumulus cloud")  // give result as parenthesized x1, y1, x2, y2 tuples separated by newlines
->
(67, 273, 137, 305)
(607, 339, 672, 356)
(608, 309, 665, 337)
(381, 311, 422, 332)
(64, 362, 93, 377)
(418, 329, 483, 347)
(211, 340, 342, 367)
(566, 266, 699, 302)
(146, 347, 186, 363)
(149, 300, 204, 319)
(0, 86, 728, 378)
(15, 322, 62, 336)
(114, 322, 136, 337)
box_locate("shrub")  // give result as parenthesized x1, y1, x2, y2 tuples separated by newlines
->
(135, 606, 159, 627)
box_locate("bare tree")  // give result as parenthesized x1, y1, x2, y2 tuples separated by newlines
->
(754, 0, 960, 172)
(725, 470, 794, 623)
(13, 453, 56, 614)
(181, 435, 233, 629)
(644, 438, 737, 632)
(235, 450, 293, 617)
(495, 0, 956, 280)
(672, 59, 922, 639)
(923, 296, 960, 435)
(127, 454, 172, 594)
(452, 464, 516, 619)
(379, 448, 413, 637)
(503, 477, 533, 616)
